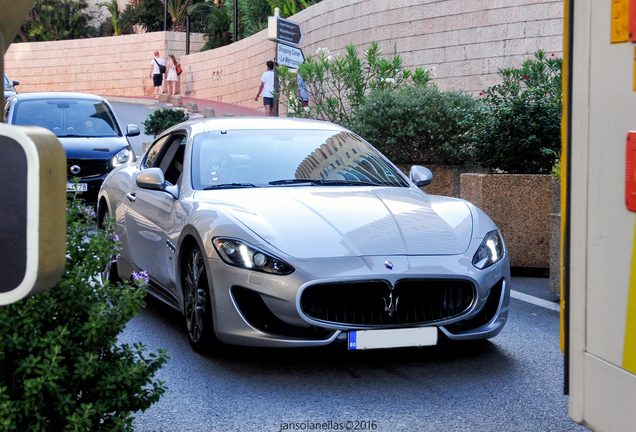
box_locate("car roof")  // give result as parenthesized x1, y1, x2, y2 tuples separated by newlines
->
(171, 116, 348, 136)
(10, 91, 107, 102)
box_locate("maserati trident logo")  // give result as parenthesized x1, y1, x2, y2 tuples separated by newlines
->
(70, 165, 81, 175)
(383, 292, 399, 317)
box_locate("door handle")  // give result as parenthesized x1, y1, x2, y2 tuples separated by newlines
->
(126, 193, 137, 202)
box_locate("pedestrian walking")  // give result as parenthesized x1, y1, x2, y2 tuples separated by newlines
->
(297, 73, 309, 108)
(166, 54, 179, 97)
(255, 60, 276, 116)
(150, 51, 166, 99)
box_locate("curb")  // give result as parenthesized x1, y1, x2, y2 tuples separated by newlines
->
(103, 96, 160, 106)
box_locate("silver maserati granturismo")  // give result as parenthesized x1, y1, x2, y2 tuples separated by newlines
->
(97, 117, 510, 352)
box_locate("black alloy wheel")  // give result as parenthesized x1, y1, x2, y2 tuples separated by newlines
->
(182, 245, 215, 353)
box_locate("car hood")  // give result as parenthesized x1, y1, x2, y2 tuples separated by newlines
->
(202, 187, 474, 258)
(58, 136, 128, 158)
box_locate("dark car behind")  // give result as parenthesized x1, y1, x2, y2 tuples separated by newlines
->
(3, 73, 18, 100)
(3, 92, 140, 203)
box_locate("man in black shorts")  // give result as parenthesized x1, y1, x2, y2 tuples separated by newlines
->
(255, 60, 275, 116)
(149, 51, 166, 99)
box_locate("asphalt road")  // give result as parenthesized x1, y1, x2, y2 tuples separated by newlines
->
(106, 102, 587, 432)
(117, 277, 587, 432)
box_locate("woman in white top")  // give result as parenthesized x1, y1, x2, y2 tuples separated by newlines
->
(166, 54, 179, 97)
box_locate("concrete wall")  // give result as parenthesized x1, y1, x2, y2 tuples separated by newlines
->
(460, 174, 555, 268)
(5, 0, 563, 111)
(5, 32, 205, 97)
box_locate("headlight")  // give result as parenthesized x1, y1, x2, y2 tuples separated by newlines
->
(213, 238, 294, 275)
(111, 148, 132, 167)
(472, 230, 505, 269)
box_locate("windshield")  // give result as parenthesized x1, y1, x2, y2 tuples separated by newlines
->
(191, 129, 409, 190)
(12, 98, 122, 138)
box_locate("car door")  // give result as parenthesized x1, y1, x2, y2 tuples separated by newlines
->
(123, 132, 187, 298)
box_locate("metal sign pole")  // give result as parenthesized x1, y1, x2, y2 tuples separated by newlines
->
(186, 16, 190, 55)
(275, 42, 279, 117)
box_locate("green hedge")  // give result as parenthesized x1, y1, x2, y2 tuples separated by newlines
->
(473, 50, 562, 174)
(350, 85, 481, 166)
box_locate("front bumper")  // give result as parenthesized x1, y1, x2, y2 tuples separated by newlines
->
(204, 253, 510, 348)
(67, 175, 106, 203)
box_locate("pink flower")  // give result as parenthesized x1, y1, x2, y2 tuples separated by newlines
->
(525, 75, 528, 79)
(479, 92, 483, 95)
(551, 53, 555, 56)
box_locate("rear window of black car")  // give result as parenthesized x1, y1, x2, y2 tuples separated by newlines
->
(12, 98, 122, 138)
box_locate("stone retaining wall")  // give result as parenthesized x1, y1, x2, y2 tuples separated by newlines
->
(460, 173, 555, 268)
(5, 0, 564, 112)
(5, 32, 205, 97)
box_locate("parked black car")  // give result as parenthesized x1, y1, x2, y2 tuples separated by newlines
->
(3, 92, 140, 203)
(3, 73, 18, 100)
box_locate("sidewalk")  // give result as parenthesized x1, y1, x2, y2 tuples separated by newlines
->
(103, 94, 264, 118)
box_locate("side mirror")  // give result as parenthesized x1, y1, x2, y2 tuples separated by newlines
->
(13, 80, 19, 86)
(410, 165, 434, 187)
(136, 167, 166, 190)
(126, 124, 140, 137)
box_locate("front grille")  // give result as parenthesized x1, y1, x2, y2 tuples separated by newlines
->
(67, 159, 110, 179)
(300, 279, 475, 327)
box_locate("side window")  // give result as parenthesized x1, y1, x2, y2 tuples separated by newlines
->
(143, 136, 170, 169)
(160, 135, 187, 185)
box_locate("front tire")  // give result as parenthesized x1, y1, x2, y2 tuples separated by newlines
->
(182, 245, 216, 353)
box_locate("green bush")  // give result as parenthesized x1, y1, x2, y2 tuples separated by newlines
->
(142, 108, 189, 138)
(119, 0, 167, 34)
(349, 85, 481, 166)
(277, 42, 431, 127)
(473, 50, 563, 174)
(17, 0, 98, 42)
(0, 193, 168, 431)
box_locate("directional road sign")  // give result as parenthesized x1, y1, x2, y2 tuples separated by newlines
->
(277, 43, 305, 69)
(268, 16, 304, 46)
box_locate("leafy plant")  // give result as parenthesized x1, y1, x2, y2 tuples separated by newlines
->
(167, 0, 192, 31)
(0, 192, 168, 431)
(277, 42, 431, 127)
(120, 0, 167, 34)
(267, 0, 318, 18)
(238, 0, 271, 37)
(189, 1, 233, 48)
(350, 85, 481, 165)
(99, 0, 125, 35)
(18, 0, 98, 42)
(473, 50, 563, 174)
(142, 108, 190, 138)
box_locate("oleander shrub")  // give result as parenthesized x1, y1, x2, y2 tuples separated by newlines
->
(473, 50, 563, 174)
(349, 85, 482, 166)
(142, 108, 189, 138)
(0, 192, 168, 431)
(277, 42, 432, 127)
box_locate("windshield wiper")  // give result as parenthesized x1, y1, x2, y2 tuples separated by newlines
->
(319, 179, 382, 186)
(269, 178, 381, 186)
(268, 178, 320, 185)
(204, 183, 257, 190)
